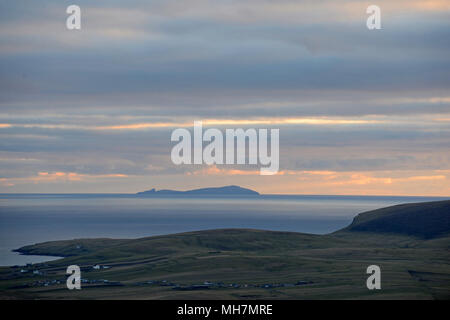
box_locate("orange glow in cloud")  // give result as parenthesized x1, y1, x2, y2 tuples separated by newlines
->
(1, 168, 448, 196)
(34, 171, 129, 182)
(94, 118, 380, 130)
(183, 166, 449, 196)
(413, 0, 450, 11)
(0, 117, 385, 131)
(94, 122, 191, 130)
(200, 118, 380, 126)
(188, 167, 343, 177)
(0, 172, 129, 186)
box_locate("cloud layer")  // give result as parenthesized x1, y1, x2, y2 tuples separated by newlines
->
(0, 1, 449, 195)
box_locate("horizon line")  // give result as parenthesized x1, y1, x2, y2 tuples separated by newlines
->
(0, 192, 448, 198)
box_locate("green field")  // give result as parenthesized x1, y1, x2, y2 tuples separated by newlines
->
(1, 201, 449, 299)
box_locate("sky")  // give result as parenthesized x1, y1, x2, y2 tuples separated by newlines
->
(0, 0, 449, 196)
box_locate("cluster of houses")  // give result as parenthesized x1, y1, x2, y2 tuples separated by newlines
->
(24, 277, 121, 288)
(92, 264, 111, 270)
(80, 278, 122, 286)
(28, 279, 64, 287)
(12, 263, 117, 288)
(12, 262, 312, 291)
(15, 263, 111, 278)
(138, 279, 313, 291)
(17, 265, 44, 276)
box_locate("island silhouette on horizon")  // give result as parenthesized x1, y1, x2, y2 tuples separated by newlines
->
(136, 185, 260, 197)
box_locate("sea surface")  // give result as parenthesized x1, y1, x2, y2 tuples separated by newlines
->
(0, 194, 447, 266)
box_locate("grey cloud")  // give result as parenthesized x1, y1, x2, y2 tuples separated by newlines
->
(0, 1, 449, 192)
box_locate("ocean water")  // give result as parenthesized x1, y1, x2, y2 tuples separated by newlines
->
(0, 194, 447, 266)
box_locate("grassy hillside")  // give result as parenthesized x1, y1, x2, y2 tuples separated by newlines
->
(1, 200, 449, 300)
(339, 200, 450, 239)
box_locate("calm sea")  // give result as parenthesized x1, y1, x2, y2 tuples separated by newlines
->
(0, 194, 447, 266)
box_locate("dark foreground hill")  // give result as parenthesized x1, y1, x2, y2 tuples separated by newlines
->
(339, 200, 450, 239)
(1, 200, 449, 300)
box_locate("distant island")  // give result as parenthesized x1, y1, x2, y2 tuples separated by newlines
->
(136, 185, 260, 197)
